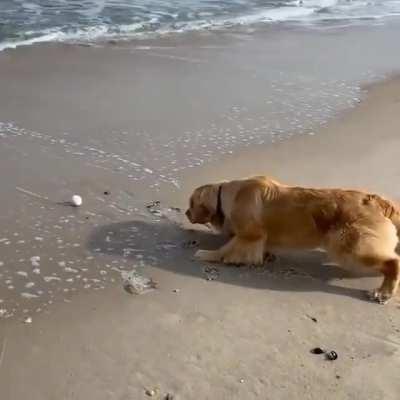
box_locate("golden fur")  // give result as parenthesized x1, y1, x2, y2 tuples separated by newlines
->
(186, 176, 400, 304)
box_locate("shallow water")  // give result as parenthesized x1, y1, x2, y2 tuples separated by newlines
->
(1, 22, 400, 191)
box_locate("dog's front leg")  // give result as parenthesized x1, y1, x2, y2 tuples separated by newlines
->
(194, 236, 238, 263)
(195, 235, 266, 266)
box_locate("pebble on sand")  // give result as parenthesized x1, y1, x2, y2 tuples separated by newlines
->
(310, 347, 325, 355)
(72, 195, 82, 207)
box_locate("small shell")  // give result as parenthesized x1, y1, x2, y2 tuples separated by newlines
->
(326, 350, 338, 361)
(182, 240, 199, 248)
(146, 201, 160, 209)
(204, 266, 219, 281)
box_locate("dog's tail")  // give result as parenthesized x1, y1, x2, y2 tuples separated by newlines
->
(363, 194, 400, 233)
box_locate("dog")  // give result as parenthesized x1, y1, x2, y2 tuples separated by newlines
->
(185, 176, 400, 304)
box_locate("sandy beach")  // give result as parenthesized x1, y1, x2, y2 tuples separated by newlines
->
(1, 24, 400, 399)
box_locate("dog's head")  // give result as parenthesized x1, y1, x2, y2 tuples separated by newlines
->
(185, 184, 219, 225)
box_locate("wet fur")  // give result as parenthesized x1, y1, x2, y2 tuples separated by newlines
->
(186, 176, 400, 304)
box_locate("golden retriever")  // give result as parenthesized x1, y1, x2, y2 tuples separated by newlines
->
(185, 176, 400, 304)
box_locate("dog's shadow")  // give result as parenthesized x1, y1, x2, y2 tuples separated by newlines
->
(87, 218, 378, 302)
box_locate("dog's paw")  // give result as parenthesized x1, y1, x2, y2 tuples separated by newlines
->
(367, 288, 393, 305)
(221, 253, 259, 267)
(194, 249, 220, 263)
(221, 256, 244, 266)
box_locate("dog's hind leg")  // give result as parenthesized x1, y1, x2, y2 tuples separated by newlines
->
(327, 216, 400, 304)
(367, 257, 400, 304)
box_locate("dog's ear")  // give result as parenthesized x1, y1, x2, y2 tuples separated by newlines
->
(198, 184, 219, 217)
(188, 184, 219, 224)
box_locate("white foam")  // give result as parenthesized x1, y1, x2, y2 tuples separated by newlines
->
(1, 1, 399, 52)
(21, 292, 39, 299)
(64, 267, 79, 273)
(30, 256, 40, 267)
(44, 276, 61, 282)
(0, 25, 112, 52)
(226, 6, 315, 25)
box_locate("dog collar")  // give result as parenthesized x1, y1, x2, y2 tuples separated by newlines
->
(216, 184, 225, 223)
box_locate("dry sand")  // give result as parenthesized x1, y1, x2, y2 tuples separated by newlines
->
(1, 42, 400, 398)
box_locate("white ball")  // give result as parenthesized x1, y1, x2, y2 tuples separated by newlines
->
(72, 195, 82, 207)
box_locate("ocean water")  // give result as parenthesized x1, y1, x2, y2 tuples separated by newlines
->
(1, 0, 400, 51)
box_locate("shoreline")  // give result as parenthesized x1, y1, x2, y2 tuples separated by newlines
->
(2, 11, 400, 54)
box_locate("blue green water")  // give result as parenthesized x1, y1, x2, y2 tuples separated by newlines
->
(1, 0, 400, 50)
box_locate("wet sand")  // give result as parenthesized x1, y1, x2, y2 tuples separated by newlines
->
(1, 29, 400, 399)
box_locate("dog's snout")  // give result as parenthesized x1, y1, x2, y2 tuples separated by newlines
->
(185, 209, 193, 222)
